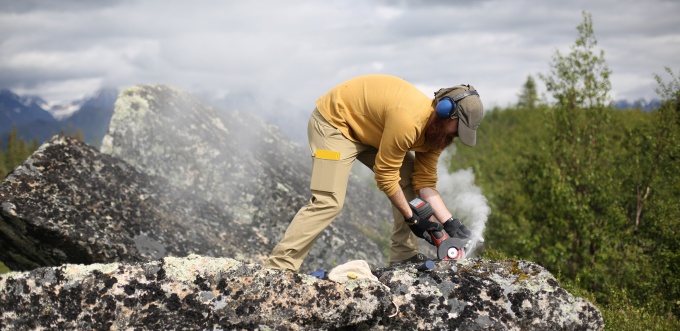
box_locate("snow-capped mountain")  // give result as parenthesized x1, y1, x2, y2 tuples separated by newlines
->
(44, 99, 87, 120)
(0, 88, 118, 147)
(0, 90, 54, 132)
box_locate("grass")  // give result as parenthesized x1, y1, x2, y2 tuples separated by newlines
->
(601, 295, 679, 331)
(561, 279, 679, 331)
(0, 261, 10, 274)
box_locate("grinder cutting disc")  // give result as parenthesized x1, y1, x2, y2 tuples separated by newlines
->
(437, 237, 470, 260)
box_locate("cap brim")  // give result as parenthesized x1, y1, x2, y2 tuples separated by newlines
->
(457, 122, 477, 147)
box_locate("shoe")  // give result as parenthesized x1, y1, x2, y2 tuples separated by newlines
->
(389, 253, 429, 267)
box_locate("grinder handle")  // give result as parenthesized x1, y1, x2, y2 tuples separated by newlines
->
(408, 198, 434, 220)
(408, 198, 450, 247)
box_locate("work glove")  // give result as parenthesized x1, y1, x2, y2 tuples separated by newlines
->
(405, 213, 444, 246)
(443, 218, 471, 239)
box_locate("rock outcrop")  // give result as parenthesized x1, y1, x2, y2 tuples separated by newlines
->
(0, 136, 268, 270)
(0, 255, 604, 330)
(100, 85, 393, 271)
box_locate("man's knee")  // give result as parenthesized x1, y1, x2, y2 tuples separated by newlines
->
(308, 190, 345, 218)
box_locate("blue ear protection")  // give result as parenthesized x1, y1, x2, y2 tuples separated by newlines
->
(435, 90, 480, 119)
(435, 98, 455, 118)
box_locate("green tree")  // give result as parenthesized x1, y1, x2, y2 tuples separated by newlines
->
(528, 11, 616, 284)
(60, 127, 85, 142)
(623, 67, 680, 314)
(6, 126, 24, 169)
(517, 75, 539, 109)
(3, 126, 41, 175)
(29, 138, 39, 153)
(0, 139, 7, 177)
(540, 11, 611, 109)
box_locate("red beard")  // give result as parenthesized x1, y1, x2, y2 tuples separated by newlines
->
(425, 117, 455, 150)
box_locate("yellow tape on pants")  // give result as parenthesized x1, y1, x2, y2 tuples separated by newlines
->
(315, 149, 340, 160)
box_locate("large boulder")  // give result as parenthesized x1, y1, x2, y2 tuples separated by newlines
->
(0, 136, 268, 270)
(100, 85, 393, 271)
(0, 255, 604, 330)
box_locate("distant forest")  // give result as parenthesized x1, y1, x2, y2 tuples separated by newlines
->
(451, 12, 678, 331)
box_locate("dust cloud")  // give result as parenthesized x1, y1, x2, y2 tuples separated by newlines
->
(437, 150, 491, 257)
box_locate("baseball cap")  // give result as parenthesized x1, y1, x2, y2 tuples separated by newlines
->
(434, 84, 484, 146)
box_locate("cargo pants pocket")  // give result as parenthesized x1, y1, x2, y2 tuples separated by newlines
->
(310, 149, 340, 193)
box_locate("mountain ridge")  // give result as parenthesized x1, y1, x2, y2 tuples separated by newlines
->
(0, 88, 118, 147)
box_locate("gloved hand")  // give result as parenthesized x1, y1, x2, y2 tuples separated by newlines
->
(443, 218, 471, 239)
(405, 213, 444, 246)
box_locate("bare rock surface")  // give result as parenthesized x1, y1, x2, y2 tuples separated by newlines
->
(100, 85, 392, 272)
(0, 255, 604, 330)
(0, 136, 268, 270)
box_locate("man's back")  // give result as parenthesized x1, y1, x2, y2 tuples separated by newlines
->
(315, 74, 433, 148)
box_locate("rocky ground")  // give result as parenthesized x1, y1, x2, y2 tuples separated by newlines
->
(0, 255, 603, 330)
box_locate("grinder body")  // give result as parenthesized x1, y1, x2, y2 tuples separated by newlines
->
(408, 198, 467, 260)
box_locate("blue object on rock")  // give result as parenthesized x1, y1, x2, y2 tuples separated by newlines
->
(417, 260, 435, 272)
(310, 269, 326, 279)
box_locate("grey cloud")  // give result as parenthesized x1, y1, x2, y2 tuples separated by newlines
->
(0, 0, 126, 13)
(0, 0, 677, 113)
(0, 57, 106, 90)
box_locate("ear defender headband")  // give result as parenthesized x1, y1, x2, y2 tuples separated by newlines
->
(435, 89, 480, 119)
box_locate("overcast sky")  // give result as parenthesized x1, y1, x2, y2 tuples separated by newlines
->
(1, 0, 678, 138)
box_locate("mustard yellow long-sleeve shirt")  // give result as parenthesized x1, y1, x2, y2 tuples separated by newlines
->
(316, 74, 442, 196)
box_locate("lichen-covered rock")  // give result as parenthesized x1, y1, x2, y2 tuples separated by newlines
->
(374, 259, 604, 330)
(0, 136, 269, 271)
(100, 85, 393, 272)
(0, 255, 603, 330)
(0, 255, 390, 330)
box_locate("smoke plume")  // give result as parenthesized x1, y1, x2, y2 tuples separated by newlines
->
(437, 150, 491, 257)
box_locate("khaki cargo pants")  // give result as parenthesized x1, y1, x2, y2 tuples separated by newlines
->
(264, 108, 419, 271)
